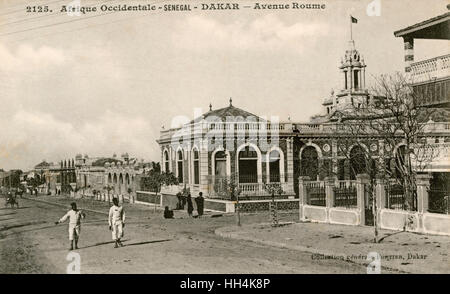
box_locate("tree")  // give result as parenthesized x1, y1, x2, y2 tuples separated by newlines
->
(224, 174, 242, 226)
(104, 185, 114, 204)
(140, 170, 178, 193)
(264, 183, 284, 227)
(334, 72, 439, 242)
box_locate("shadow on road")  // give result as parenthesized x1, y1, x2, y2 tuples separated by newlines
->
(79, 239, 130, 249)
(124, 239, 172, 247)
(0, 207, 30, 210)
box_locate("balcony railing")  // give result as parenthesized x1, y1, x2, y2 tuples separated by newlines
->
(410, 54, 450, 83)
(160, 120, 450, 141)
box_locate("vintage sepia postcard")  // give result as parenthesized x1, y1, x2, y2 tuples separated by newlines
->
(0, 0, 449, 280)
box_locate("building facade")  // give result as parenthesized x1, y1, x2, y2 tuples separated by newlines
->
(157, 12, 450, 218)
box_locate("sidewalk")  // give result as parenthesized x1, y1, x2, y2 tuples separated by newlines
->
(215, 221, 450, 274)
(25, 195, 225, 220)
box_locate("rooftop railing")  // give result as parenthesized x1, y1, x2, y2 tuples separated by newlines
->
(410, 54, 450, 83)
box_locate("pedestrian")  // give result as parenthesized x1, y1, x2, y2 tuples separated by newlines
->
(164, 206, 174, 219)
(55, 202, 86, 251)
(195, 192, 205, 217)
(186, 194, 193, 217)
(109, 197, 126, 248)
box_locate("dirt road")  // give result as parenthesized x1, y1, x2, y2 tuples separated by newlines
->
(0, 196, 373, 273)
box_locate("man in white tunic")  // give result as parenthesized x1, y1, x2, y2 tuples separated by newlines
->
(55, 202, 86, 250)
(109, 197, 125, 248)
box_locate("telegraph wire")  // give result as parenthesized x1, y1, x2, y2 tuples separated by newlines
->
(0, 0, 115, 26)
(0, 0, 168, 37)
(0, 0, 69, 17)
(3, 0, 168, 43)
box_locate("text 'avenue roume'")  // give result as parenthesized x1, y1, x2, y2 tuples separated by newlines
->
(55, 2, 327, 14)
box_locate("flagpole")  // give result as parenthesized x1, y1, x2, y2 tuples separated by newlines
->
(350, 15, 353, 41)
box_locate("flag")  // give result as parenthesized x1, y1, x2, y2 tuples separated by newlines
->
(351, 16, 358, 23)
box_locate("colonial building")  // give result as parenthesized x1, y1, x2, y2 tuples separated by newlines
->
(75, 153, 148, 198)
(157, 99, 295, 201)
(156, 12, 450, 217)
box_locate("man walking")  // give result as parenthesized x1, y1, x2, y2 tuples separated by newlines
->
(55, 202, 86, 251)
(109, 197, 126, 248)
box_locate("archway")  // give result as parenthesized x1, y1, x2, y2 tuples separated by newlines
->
(119, 174, 123, 193)
(238, 145, 259, 183)
(300, 146, 319, 181)
(350, 146, 366, 180)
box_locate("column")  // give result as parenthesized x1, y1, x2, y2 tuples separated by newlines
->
(403, 37, 414, 73)
(349, 68, 353, 91)
(375, 178, 386, 211)
(298, 176, 310, 221)
(362, 67, 366, 89)
(356, 174, 369, 225)
(286, 138, 294, 195)
(325, 176, 336, 208)
(332, 140, 338, 175)
(199, 139, 209, 196)
(416, 174, 431, 214)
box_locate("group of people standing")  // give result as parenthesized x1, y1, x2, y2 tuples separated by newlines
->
(170, 192, 205, 218)
(55, 197, 126, 250)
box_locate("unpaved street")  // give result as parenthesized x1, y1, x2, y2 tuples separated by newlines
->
(0, 196, 374, 274)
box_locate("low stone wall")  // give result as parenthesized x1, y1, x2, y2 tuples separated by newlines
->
(328, 207, 360, 226)
(303, 205, 327, 223)
(302, 205, 361, 226)
(422, 213, 450, 236)
(205, 199, 233, 213)
(379, 208, 450, 236)
(136, 191, 160, 205)
(239, 199, 298, 213)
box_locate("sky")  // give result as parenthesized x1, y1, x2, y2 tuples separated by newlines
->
(0, 0, 448, 170)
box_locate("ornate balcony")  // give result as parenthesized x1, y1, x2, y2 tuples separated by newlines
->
(410, 54, 450, 84)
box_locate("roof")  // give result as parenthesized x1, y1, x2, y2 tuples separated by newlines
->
(34, 161, 51, 169)
(190, 104, 263, 124)
(394, 12, 450, 39)
(91, 157, 122, 167)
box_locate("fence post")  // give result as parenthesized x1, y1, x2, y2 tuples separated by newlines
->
(376, 178, 386, 210)
(325, 177, 336, 208)
(356, 174, 369, 226)
(416, 174, 432, 214)
(298, 176, 310, 221)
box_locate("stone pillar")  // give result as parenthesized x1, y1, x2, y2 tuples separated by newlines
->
(362, 67, 366, 89)
(417, 174, 431, 214)
(403, 37, 414, 73)
(298, 176, 310, 221)
(332, 140, 338, 175)
(349, 68, 353, 91)
(199, 139, 209, 196)
(286, 138, 294, 194)
(356, 174, 370, 225)
(375, 178, 386, 210)
(325, 176, 335, 208)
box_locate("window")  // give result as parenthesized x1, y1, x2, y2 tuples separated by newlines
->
(164, 151, 169, 172)
(193, 150, 199, 185)
(177, 150, 183, 183)
(268, 150, 281, 183)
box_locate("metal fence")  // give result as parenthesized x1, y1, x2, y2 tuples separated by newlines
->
(385, 184, 408, 210)
(428, 189, 450, 214)
(306, 181, 326, 206)
(334, 186, 357, 208)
